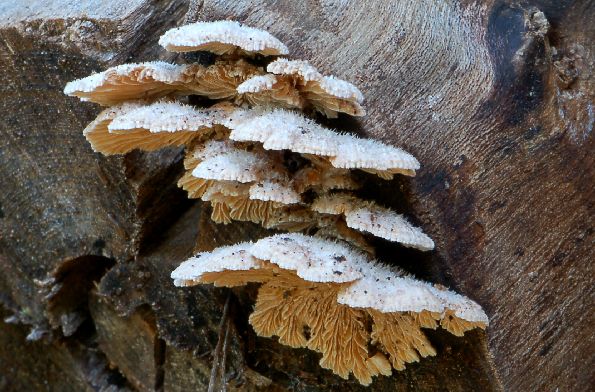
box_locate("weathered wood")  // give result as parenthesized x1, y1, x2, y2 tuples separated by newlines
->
(0, 306, 132, 391)
(89, 293, 164, 391)
(0, 0, 592, 391)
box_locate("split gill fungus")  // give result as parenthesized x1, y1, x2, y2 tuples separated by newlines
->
(64, 19, 488, 386)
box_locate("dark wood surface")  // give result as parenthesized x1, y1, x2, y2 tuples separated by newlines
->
(0, 1, 592, 390)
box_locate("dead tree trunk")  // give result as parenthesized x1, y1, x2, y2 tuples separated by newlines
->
(0, 1, 592, 391)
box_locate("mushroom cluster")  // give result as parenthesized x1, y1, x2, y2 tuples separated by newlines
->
(172, 233, 488, 385)
(64, 20, 488, 385)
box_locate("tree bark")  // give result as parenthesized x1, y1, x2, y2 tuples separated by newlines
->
(0, 0, 592, 391)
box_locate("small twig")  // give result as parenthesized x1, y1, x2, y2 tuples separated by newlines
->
(220, 317, 231, 392)
(208, 293, 231, 392)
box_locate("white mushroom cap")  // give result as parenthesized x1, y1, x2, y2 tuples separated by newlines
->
(159, 20, 289, 56)
(192, 149, 269, 183)
(330, 136, 420, 173)
(312, 194, 434, 251)
(171, 233, 486, 326)
(337, 267, 488, 325)
(345, 205, 435, 251)
(335, 262, 444, 313)
(64, 62, 189, 95)
(250, 233, 367, 283)
(82, 102, 144, 137)
(269, 58, 365, 100)
(428, 285, 489, 324)
(108, 101, 229, 133)
(317, 75, 365, 102)
(228, 109, 418, 177)
(64, 62, 194, 105)
(81, 101, 197, 154)
(171, 242, 257, 286)
(237, 74, 279, 94)
(229, 109, 339, 155)
(249, 180, 301, 204)
(267, 59, 322, 82)
(226, 110, 277, 145)
(192, 140, 237, 161)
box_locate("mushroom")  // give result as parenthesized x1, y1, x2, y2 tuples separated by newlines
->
(171, 233, 488, 385)
(267, 59, 365, 117)
(248, 180, 301, 205)
(171, 242, 273, 287)
(64, 62, 198, 105)
(107, 100, 230, 133)
(178, 140, 238, 199)
(82, 102, 198, 154)
(228, 109, 419, 178)
(237, 74, 303, 109)
(64, 60, 262, 105)
(81, 102, 142, 154)
(177, 142, 287, 225)
(241, 59, 365, 117)
(185, 141, 302, 223)
(312, 193, 435, 251)
(192, 149, 271, 183)
(82, 101, 234, 155)
(329, 136, 420, 178)
(159, 20, 289, 57)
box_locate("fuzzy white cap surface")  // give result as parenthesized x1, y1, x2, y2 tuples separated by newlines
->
(345, 206, 435, 251)
(312, 194, 434, 250)
(159, 20, 288, 55)
(82, 102, 144, 136)
(171, 243, 257, 286)
(64, 61, 189, 95)
(171, 234, 488, 323)
(191, 140, 238, 161)
(228, 109, 418, 175)
(250, 233, 366, 283)
(237, 74, 279, 94)
(228, 109, 341, 156)
(108, 101, 226, 133)
(267, 59, 364, 103)
(428, 285, 489, 324)
(337, 266, 488, 324)
(249, 181, 301, 204)
(329, 136, 420, 171)
(192, 149, 267, 183)
(336, 270, 445, 313)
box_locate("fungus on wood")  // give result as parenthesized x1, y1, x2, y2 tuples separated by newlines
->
(64, 20, 489, 386)
(171, 234, 487, 385)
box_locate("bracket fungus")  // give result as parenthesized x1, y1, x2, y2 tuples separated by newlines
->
(171, 234, 488, 385)
(64, 60, 263, 106)
(262, 59, 366, 117)
(158, 20, 289, 57)
(63, 61, 195, 105)
(64, 19, 488, 386)
(226, 109, 419, 178)
(312, 193, 435, 251)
